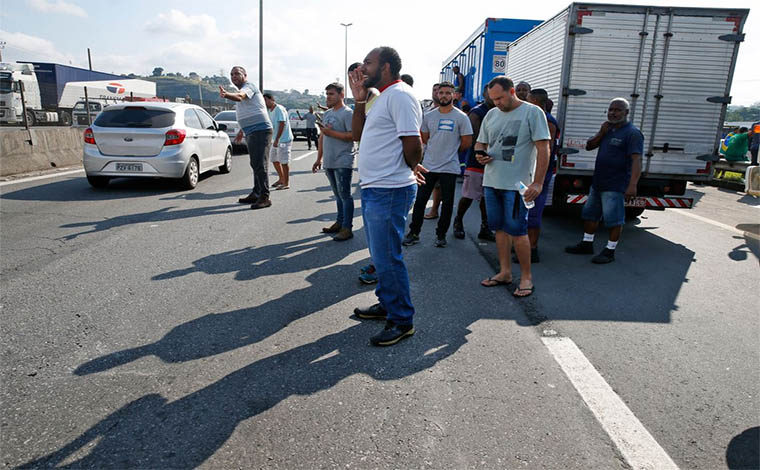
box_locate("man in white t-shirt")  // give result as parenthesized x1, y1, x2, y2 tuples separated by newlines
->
(264, 93, 294, 190)
(348, 46, 423, 347)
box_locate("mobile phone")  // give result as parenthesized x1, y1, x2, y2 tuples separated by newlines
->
(475, 149, 488, 156)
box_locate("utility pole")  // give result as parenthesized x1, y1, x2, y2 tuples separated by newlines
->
(340, 23, 352, 88)
(259, 0, 264, 91)
(87, 48, 92, 71)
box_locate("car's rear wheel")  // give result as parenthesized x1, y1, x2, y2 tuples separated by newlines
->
(219, 147, 232, 173)
(181, 157, 199, 190)
(87, 175, 110, 188)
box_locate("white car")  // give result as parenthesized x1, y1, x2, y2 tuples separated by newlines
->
(214, 110, 246, 150)
(83, 102, 232, 189)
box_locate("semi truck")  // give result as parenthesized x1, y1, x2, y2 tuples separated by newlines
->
(0, 62, 155, 126)
(440, 18, 542, 107)
(504, 3, 749, 216)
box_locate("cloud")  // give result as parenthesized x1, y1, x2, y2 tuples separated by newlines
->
(27, 0, 87, 18)
(0, 29, 82, 66)
(145, 10, 219, 38)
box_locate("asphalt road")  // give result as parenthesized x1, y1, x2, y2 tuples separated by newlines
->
(1, 141, 758, 469)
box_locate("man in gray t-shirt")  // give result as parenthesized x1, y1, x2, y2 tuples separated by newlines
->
(297, 106, 319, 150)
(403, 82, 473, 247)
(313, 83, 355, 241)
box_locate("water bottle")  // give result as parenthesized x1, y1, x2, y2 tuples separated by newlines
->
(515, 181, 535, 209)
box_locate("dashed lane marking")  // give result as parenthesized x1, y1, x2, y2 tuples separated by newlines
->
(542, 336, 679, 470)
(293, 151, 317, 162)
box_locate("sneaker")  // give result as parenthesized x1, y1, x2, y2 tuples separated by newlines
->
(359, 271, 378, 284)
(250, 197, 272, 210)
(238, 192, 258, 203)
(370, 320, 415, 346)
(333, 227, 353, 241)
(360, 264, 375, 275)
(434, 237, 447, 248)
(453, 219, 465, 239)
(353, 303, 387, 320)
(477, 225, 495, 242)
(402, 232, 420, 246)
(591, 248, 615, 264)
(512, 247, 540, 263)
(565, 241, 594, 254)
(322, 222, 341, 234)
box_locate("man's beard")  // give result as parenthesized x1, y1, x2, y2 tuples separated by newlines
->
(364, 68, 382, 89)
(438, 98, 452, 107)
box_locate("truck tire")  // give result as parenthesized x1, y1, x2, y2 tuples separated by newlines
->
(24, 110, 35, 127)
(87, 175, 110, 188)
(60, 111, 72, 126)
(625, 207, 645, 220)
(180, 157, 199, 190)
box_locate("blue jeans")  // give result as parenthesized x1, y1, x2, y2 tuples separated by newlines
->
(361, 185, 417, 325)
(484, 187, 529, 236)
(582, 186, 625, 227)
(325, 168, 355, 230)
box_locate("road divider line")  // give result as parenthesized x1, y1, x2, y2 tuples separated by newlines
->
(670, 210, 760, 241)
(0, 169, 84, 187)
(293, 151, 317, 162)
(542, 337, 679, 470)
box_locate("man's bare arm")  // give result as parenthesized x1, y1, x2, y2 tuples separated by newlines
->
(524, 140, 550, 202)
(401, 135, 423, 168)
(459, 135, 473, 153)
(219, 86, 246, 102)
(421, 131, 430, 145)
(321, 127, 353, 142)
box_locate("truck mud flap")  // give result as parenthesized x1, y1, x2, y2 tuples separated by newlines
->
(566, 194, 693, 209)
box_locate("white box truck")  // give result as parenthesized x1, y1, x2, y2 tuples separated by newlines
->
(505, 3, 749, 215)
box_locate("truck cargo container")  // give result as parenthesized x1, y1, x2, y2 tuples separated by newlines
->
(440, 18, 541, 107)
(504, 3, 749, 215)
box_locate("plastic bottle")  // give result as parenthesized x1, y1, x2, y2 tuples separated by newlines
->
(515, 181, 535, 209)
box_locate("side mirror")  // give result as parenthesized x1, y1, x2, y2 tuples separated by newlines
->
(217, 123, 227, 131)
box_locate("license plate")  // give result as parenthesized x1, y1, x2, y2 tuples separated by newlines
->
(116, 163, 143, 172)
(625, 197, 647, 208)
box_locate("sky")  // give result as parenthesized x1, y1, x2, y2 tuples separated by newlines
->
(0, 0, 757, 105)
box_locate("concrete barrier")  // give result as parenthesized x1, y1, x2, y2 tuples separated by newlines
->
(0, 127, 83, 176)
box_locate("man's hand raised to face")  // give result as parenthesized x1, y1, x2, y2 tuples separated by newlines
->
(218, 86, 226, 99)
(348, 68, 368, 102)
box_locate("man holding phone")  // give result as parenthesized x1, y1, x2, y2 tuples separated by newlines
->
(474, 76, 550, 298)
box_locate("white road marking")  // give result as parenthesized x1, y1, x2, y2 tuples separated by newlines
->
(542, 337, 679, 470)
(293, 151, 317, 162)
(670, 210, 760, 241)
(0, 169, 84, 187)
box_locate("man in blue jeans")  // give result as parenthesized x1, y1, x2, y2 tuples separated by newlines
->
(565, 98, 643, 263)
(219, 66, 273, 210)
(348, 46, 424, 346)
(312, 82, 355, 242)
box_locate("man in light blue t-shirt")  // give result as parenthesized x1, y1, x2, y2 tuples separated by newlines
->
(219, 66, 273, 209)
(264, 93, 294, 190)
(475, 76, 550, 298)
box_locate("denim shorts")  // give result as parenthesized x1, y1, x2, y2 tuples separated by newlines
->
(484, 187, 528, 236)
(581, 186, 625, 227)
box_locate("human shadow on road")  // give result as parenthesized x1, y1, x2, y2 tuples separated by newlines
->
(287, 210, 362, 226)
(58, 204, 250, 240)
(26, 317, 469, 469)
(727, 228, 760, 263)
(0, 176, 199, 202)
(725, 426, 759, 469)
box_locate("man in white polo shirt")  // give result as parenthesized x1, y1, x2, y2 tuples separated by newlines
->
(348, 46, 423, 347)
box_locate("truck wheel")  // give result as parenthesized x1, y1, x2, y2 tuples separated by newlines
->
(219, 147, 232, 173)
(87, 175, 110, 188)
(24, 110, 35, 126)
(60, 111, 72, 126)
(625, 207, 645, 220)
(181, 157, 199, 189)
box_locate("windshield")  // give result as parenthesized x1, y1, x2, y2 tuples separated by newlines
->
(94, 107, 175, 128)
(214, 111, 236, 121)
(0, 74, 13, 93)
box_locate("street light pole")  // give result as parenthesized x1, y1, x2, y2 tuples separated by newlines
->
(340, 22, 352, 89)
(259, 0, 264, 92)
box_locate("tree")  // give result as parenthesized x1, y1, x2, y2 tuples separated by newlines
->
(303, 89, 309, 95)
(152, 67, 164, 77)
(127, 73, 137, 79)
(189, 72, 199, 80)
(175, 72, 184, 78)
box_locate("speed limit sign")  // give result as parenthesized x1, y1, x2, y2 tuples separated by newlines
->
(492, 55, 506, 73)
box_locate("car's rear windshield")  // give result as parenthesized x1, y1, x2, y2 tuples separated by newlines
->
(94, 107, 175, 128)
(214, 111, 236, 121)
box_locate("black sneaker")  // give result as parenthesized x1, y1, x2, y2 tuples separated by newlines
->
(478, 225, 496, 242)
(565, 241, 594, 254)
(592, 248, 615, 264)
(402, 232, 420, 246)
(370, 320, 415, 347)
(453, 219, 465, 239)
(513, 247, 539, 263)
(238, 192, 258, 203)
(353, 303, 387, 320)
(434, 237, 447, 248)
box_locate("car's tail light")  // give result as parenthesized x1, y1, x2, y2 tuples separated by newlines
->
(164, 129, 186, 146)
(84, 127, 96, 144)
(235, 129, 244, 143)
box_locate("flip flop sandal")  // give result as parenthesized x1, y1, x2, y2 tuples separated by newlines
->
(424, 213, 439, 219)
(275, 185, 290, 190)
(512, 285, 535, 298)
(481, 276, 512, 288)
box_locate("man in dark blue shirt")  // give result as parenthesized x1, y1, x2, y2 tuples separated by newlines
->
(565, 98, 643, 264)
